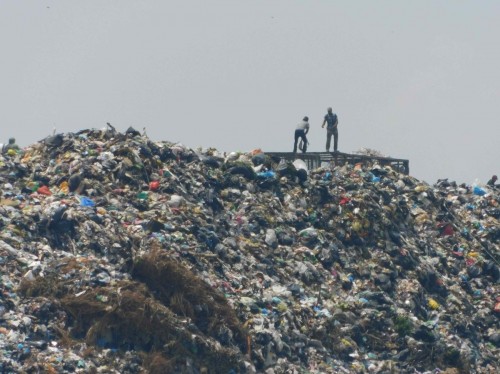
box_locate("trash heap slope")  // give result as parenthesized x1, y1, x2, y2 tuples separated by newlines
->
(0, 128, 498, 373)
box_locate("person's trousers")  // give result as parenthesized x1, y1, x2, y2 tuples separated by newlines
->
(293, 129, 307, 153)
(326, 128, 338, 152)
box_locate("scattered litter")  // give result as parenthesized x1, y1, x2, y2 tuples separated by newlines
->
(0, 127, 498, 373)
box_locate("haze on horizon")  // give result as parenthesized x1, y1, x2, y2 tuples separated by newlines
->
(1, 1, 499, 185)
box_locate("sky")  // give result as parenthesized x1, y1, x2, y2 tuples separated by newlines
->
(1, 0, 499, 185)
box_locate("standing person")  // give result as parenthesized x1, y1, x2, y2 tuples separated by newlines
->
(293, 116, 310, 154)
(321, 107, 339, 152)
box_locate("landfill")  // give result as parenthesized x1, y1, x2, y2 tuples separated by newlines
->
(0, 126, 498, 373)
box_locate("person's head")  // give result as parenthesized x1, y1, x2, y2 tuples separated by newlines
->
(8, 138, 15, 144)
(303, 116, 309, 122)
(493, 175, 498, 182)
(327, 107, 332, 113)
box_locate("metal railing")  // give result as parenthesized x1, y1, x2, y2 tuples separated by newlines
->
(266, 151, 410, 175)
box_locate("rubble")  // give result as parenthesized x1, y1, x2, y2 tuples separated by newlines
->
(0, 127, 498, 373)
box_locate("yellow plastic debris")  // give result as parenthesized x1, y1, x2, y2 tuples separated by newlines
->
(415, 185, 428, 193)
(351, 220, 362, 232)
(276, 302, 288, 313)
(59, 181, 69, 194)
(428, 298, 440, 310)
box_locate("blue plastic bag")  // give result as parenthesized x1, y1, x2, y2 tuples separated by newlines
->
(80, 196, 95, 207)
(473, 186, 486, 196)
(257, 170, 276, 179)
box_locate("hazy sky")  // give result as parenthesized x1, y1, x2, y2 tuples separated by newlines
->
(1, 1, 499, 184)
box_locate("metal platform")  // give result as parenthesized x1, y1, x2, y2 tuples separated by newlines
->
(266, 151, 410, 175)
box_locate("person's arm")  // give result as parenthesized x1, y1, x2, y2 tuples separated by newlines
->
(333, 116, 338, 129)
(321, 118, 326, 128)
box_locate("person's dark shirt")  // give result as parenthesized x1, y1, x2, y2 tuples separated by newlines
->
(324, 113, 338, 129)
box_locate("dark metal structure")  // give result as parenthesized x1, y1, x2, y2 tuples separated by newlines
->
(266, 151, 410, 175)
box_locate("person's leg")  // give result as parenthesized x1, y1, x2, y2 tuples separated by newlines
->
(326, 130, 332, 152)
(301, 133, 308, 153)
(333, 128, 338, 151)
(293, 130, 300, 153)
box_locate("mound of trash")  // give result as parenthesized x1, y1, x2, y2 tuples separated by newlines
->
(0, 127, 498, 373)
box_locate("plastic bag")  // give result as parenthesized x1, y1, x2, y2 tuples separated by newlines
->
(257, 171, 276, 179)
(79, 197, 95, 207)
(149, 181, 160, 191)
(473, 186, 486, 196)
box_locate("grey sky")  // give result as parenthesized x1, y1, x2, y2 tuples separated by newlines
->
(1, 1, 499, 184)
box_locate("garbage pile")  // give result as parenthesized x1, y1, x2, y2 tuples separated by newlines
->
(0, 127, 498, 373)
